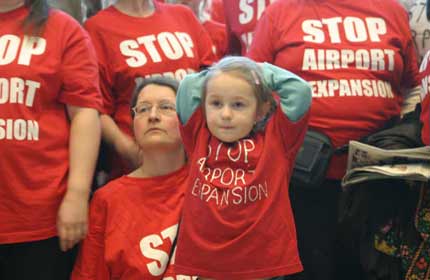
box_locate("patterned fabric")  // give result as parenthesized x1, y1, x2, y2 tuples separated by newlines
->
(375, 183, 430, 279)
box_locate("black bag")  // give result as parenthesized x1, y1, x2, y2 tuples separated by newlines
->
(291, 130, 334, 189)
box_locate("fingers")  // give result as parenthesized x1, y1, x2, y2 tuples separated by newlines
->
(58, 222, 88, 252)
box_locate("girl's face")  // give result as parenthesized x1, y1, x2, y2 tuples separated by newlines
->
(205, 72, 259, 143)
(133, 84, 182, 151)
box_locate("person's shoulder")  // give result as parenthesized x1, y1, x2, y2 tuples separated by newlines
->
(374, 0, 407, 9)
(267, 0, 297, 10)
(158, 2, 195, 17)
(363, 0, 409, 18)
(47, 8, 81, 28)
(260, 0, 296, 20)
(374, 0, 410, 26)
(84, 6, 117, 31)
(92, 176, 129, 203)
(46, 8, 89, 41)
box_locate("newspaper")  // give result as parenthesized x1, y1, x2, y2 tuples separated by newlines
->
(341, 141, 430, 188)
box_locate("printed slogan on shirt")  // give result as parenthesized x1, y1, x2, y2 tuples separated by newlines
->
(0, 35, 44, 141)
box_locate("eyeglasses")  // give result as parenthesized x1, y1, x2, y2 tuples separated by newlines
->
(132, 102, 176, 116)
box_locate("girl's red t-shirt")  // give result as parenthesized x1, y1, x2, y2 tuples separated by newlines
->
(175, 107, 308, 279)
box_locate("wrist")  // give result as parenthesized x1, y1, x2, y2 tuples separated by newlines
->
(64, 185, 91, 200)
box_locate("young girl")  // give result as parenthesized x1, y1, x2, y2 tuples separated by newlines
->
(174, 56, 311, 279)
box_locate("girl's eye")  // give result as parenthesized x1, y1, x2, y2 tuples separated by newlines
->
(210, 100, 222, 107)
(232, 102, 245, 109)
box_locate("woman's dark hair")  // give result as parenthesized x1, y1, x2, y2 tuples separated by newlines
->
(23, 0, 50, 34)
(130, 77, 180, 118)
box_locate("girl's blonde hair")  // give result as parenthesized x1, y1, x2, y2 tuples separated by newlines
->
(202, 56, 274, 115)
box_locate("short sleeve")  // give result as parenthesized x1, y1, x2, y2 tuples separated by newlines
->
(84, 20, 116, 115)
(58, 17, 103, 111)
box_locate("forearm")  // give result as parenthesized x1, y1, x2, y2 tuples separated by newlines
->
(100, 114, 137, 157)
(68, 108, 101, 196)
(100, 114, 130, 148)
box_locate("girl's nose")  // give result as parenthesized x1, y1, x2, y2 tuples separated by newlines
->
(221, 106, 233, 119)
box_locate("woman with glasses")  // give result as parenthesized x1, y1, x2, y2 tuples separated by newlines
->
(72, 77, 191, 280)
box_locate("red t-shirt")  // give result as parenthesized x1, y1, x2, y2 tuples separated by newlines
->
(223, 0, 273, 55)
(72, 166, 194, 280)
(84, 2, 215, 136)
(175, 107, 308, 279)
(419, 51, 430, 145)
(206, 0, 225, 24)
(202, 19, 227, 61)
(0, 7, 102, 244)
(248, 0, 421, 179)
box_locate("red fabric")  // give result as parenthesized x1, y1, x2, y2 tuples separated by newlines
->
(175, 107, 308, 279)
(0, 7, 102, 244)
(421, 95, 430, 145)
(223, 0, 273, 55)
(202, 19, 227, 61)
(207, 0, 225, 23)
(72, 166, 193, 280)
(84, 2, 215, 137)
(248, 0, 420, 179)
(420, 51, 430, 145)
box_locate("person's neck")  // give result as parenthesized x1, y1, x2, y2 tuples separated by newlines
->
(115, 0, 155, 17)
(130, 147, 186, 178)
(0, 0, 25, 13)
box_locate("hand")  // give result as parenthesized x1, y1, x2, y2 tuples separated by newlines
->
(57, 190, 89, 251)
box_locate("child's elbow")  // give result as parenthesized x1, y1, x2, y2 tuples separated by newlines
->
(292, 79, 312, 117)
(301, 82, 312, 112)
